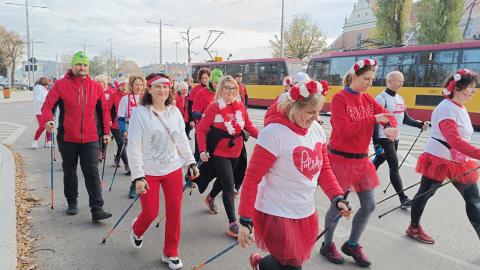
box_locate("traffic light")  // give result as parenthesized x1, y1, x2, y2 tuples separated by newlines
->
(24, 65, 37, 72)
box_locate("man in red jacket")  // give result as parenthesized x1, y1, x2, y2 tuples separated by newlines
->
(43, 51, 113, 221)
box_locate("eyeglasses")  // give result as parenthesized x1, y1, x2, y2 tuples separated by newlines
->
(223, 86, 236, 91)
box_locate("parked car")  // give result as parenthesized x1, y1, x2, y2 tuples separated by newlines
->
(0, 78, 29, 90)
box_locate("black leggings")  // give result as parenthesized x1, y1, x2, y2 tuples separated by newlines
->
(259, 255, 301, 270)
(111, 128, 128, 165)
(411, 176, 480, 238)
(208, 156, 239, 223)
(373, 139, 407, 200)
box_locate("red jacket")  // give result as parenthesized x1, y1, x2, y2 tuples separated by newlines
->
(41, 70, 111, 144)
(108, 89, 125, 129)
(196, 101, 258, 158)
(188, 84, 205, 102)
(329, 88, 397, 154)
(238, 82, 247, 104)
(192, 87, 215, 114)
(175, 94, 189, 122)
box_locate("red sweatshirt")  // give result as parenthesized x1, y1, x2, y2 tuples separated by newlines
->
(329, 88, 397, 154)
(440, 119, 480, 160)
(238, 108, 343, 219)
(188, 84, 205, 102)
(196, 102, 258, 158)
(41, 70, 111, 143)
(175, 94, 189, 122)
(108, 89, 125, 129)
(192, 87, 215, 114)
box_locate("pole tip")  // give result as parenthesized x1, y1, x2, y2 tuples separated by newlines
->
(101, 239, 106, 244)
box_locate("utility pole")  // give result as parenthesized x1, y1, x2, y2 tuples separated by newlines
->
(181, 27, 200, 64)
(5, 1, 47, 88)
(174, 41, 180, 63)
(280, 0, 285, 58)
(31, 40, 44, 83)
(108, 38, 113, 77)
(146, 20, 174, 65)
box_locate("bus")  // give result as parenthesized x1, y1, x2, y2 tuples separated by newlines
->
(189, 58, 302, 107)
(306, 41, 480, 128)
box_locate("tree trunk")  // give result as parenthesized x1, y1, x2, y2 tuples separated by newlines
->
(10, 59, 15, 89)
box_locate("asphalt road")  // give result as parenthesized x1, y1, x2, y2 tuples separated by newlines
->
(2, 101, 479, 270)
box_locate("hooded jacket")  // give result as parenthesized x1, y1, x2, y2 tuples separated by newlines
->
(41, 70, 111, 144)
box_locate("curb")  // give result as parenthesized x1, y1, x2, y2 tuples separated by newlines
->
(0, 143, 17, 270)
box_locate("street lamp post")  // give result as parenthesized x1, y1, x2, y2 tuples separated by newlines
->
(174, 41, 180, 63)
(31, 40, 44, 83)
(280, 0, 285, 58)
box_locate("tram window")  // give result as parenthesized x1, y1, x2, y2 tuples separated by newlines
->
(438, 64, 459, 81)
(435, 50, 459, 63)
(258, 63, 280, 85)
(462, 63, 480, 72)
(373, 67, 384, 86)
(415, 95, 444, 106)
(310, 61, 330, 81)
(420, 52, 435, 64)
(226, 64, 240, 76)
(417, 65, 440, 87)
(330, 57, 355, 85)
(386, 54, 402, 65)
(402, 54, 417, 65)
(401, 65, 416, 87)
(244, 63, 258, 84)
(362, 55, 385, 67)
(462, 49, 480, 63)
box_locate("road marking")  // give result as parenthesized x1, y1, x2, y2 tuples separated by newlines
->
(0, 122, 27, 145)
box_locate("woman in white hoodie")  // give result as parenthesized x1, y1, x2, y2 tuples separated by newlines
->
(32, 77, 51, 149)
(127, 73, 199, 270)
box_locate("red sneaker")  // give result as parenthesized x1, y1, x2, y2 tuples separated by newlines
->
(249, 253, 261, 270)
(341, 242, 371, 268)
(320, 242, 344, 264)
(406, 224, 435, 244)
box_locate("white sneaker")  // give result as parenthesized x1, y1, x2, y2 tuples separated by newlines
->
(130, 232, 143, 249)
(161, 254, 183, 269)
(31, 140, 38, 149)
(45, 141, 52, 148)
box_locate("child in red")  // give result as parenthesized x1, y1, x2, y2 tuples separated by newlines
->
(238, 80, 351, 270)
(406, 69, 480, 244)
(321, 59, 398, 268)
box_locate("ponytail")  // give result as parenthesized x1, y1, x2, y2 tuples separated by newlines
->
(343, 72, 353, 87)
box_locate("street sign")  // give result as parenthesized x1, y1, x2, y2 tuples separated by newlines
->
(159, 64, 165, 71)
(25, 65, 37, 72)
(29, 57, 38, 64)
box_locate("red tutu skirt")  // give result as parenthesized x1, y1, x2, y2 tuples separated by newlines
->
(328, 153, 379, 192)
(253, 210, 319, 267)
(416, 153, 478, 184)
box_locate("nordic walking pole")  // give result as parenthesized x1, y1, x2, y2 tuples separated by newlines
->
(101, 194, 140, 244)
(314, 191, 350, 243)
(377, 181, 421, 205)
(383, 129, 423, 194)
(378, 165, 480, 218)
(101, 142, 107, 186)
(108, 139, 127, 191)
(192, 242, 240, 270)
(155, 160, 203, 228)
(50, 131, 55, 210)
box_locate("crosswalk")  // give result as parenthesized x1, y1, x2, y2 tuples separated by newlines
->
(0, 121, 27, 145)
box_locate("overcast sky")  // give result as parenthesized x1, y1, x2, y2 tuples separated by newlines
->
(1, 0, 357, 66)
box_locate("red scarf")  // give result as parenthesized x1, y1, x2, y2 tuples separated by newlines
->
(218, 99, 243, 135)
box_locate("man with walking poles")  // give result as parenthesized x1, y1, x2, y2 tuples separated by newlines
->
(43, 51, 113, 221)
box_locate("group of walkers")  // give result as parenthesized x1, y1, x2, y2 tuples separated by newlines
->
(32, 51, 480, 270)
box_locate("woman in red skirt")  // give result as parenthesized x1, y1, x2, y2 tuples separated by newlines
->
(238, 80, 352, 270)
(320, 59, 398, 268)
(406, 69, 480, 244)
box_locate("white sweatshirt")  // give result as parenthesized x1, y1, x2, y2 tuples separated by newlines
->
(127, 105, 195, 180)
(33, 84, 48, 115)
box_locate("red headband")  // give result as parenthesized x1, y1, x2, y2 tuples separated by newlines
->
(289, 80, 329, 101)
(443, 69, 470, 96)
(147, 76, 172, 87)
(351, 59, 378, 73)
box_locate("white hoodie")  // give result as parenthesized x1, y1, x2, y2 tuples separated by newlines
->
(127, 104, 195, 180)
(33, 84, 48, 115)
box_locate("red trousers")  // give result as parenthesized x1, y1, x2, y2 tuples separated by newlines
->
(34, 114, 51, 141)
(132, 169, 183, 257)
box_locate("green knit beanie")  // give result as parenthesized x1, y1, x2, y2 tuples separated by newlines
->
(210, 69, 223, 84)
(71, 51, 90, 66)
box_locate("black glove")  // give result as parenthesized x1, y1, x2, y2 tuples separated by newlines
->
(239, 216, 253, 234)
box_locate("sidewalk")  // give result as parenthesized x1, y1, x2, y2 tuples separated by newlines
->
(0, 143, 17, 270)
(0, 90, 33, 103)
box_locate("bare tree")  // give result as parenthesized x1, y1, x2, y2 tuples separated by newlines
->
(463, 0, 480, 38)
(1, 28, 25, 88)
(181, 27, 200, 63)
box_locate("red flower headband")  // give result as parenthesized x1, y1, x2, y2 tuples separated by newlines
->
(283, 76, 293, 87)
(443, 69, 470, 96)
(350, 59, 378, 73)
(288, 80, 329, 101)
(147, 76, 172, 87)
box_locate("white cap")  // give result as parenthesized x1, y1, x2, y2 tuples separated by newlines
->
(178, 81, 188, 91)
(293, 72, 310, 85)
